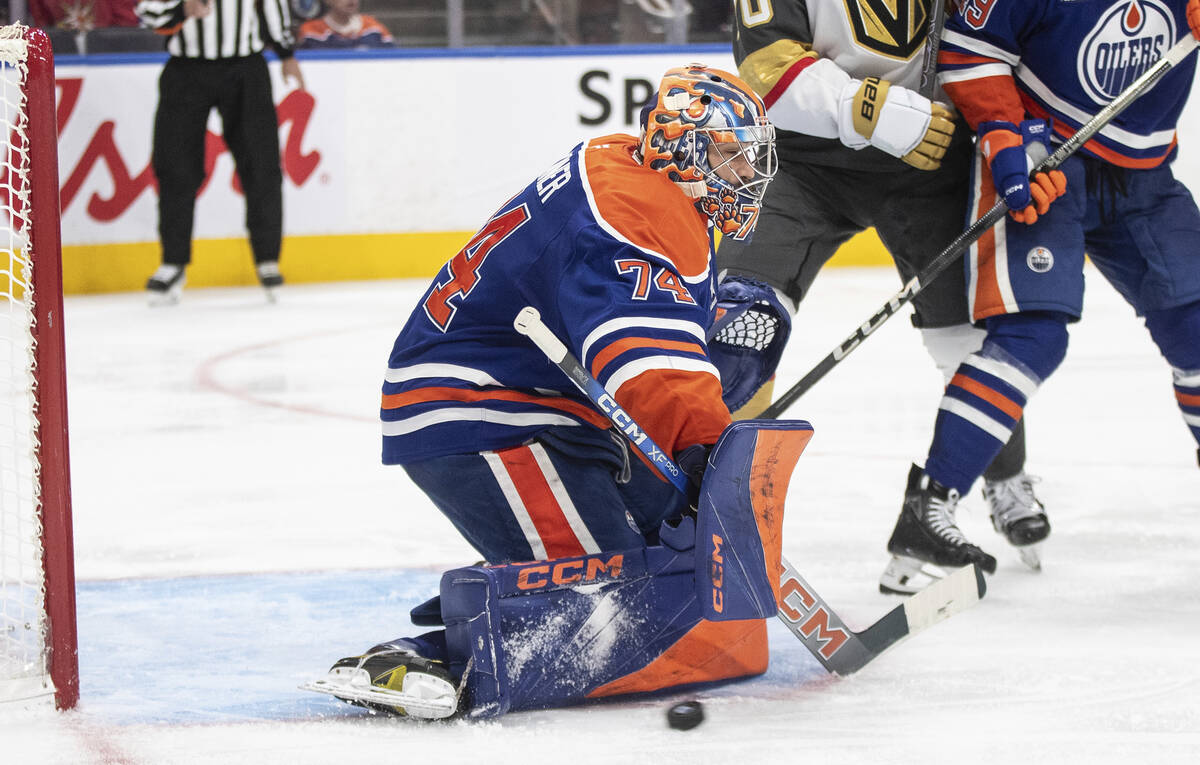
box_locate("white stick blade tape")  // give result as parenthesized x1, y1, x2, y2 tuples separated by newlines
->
(902, 565, 981, 633)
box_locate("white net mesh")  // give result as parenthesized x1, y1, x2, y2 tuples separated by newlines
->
(0, 23, 52, 706)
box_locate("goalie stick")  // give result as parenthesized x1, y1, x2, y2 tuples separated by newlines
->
(761, 32, 1200, 419)
(514, 306, 984, 675)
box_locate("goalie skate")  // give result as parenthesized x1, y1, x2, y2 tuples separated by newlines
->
(300, 647, 460, 720)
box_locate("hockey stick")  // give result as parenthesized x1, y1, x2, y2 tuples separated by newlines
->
(918, 0, 947, 99)
(514, 306, 984, 675)
(761, 33, 1200, 419)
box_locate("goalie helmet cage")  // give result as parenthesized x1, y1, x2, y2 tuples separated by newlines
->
(0, 24, 78, 711)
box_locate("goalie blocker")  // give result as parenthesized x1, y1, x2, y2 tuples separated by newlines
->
(305, 421, 813, 718)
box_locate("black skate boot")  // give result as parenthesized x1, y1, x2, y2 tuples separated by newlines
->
(145, 264, 185, 306)
(879, 464, 997, 595)
(256, 261, 283, 302)
(983, 472, 1049, 570)
(302, 641, 462, 719)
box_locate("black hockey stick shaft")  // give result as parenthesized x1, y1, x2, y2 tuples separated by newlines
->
(514, 306, 984, 674)
(762, 33, 1200, 420)
(918, 0, 947, 99)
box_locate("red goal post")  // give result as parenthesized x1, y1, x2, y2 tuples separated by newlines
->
(0, 23, 78, 711)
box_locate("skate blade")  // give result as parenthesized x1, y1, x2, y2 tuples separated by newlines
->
(147, 289, 182, 307)
(1017, 544, 1042, 572)
(879, 555, 948, 596)
(264, 286, 279, 304)
(301, 672, 458, 719)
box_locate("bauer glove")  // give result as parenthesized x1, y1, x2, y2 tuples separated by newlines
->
(979, 119, 1067, 225)
(1190, 0, 1200, 41)
(838, 77, 956, 171)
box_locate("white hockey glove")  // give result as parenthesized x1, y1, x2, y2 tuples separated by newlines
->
(837, 77, 955, 171)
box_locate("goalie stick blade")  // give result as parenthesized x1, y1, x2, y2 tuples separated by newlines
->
(777, 562, 985, 676)
(300, 674, 459, 720)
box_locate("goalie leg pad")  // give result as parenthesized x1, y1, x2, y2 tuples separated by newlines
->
(695, 421, 815, 621)
(438, 518, 768, 718)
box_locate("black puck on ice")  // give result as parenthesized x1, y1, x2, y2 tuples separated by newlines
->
(666, 700, 705, 730)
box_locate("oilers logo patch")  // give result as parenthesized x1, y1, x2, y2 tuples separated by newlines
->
(1078, 1, 1175, 105)
(1026, 247, 1054, 274)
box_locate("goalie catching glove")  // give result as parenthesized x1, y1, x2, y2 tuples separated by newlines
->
(708, 275, 792, 412)
(838, 77, 956, 171)
(979, 119, 1067, 225)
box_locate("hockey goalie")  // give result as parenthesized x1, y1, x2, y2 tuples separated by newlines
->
(302, 64, 807, 719)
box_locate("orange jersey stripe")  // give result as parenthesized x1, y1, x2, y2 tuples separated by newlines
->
(381, 386, 611, 429)
(615, 369, 730, 457)
(1022, 97, 1176, 169)
(950, 373, 1024, 420)
(589, 336, 707, 379)
(497, 446, 587, 558)
(583, 135, 710, 280)
(938, 50, 999, 66)
(972, 161, 1007, 321)
(941, 74, 1025, 129)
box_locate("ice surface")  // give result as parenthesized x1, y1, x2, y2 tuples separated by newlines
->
(2, 269, 1197, 764)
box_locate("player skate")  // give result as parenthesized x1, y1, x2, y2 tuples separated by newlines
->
(145, 264, 185, 306)
(983, 472, 1049, 571)
(301, 641, 462, 720)
(256, 261, 283, 303)
(880, 464, 997, 595)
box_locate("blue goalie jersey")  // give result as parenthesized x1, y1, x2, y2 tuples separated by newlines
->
(381, 135, 732, 465)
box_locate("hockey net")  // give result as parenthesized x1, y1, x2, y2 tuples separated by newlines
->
(0, 24, 78, 711)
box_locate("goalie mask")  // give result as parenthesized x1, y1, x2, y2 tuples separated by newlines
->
(638, 65, 777, 241)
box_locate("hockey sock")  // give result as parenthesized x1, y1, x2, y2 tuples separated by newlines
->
(925, 313, 1068, 493)
(1144, 300, 1200, 454)
(919, 324, 1029, 482)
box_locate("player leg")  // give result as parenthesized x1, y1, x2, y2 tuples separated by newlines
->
(215, 55, 285, 295)
(879, 153, 1089, 592)
(1082, 161, 1200, 466)
(1145, 301, 1200, 465)
(307, 426, 670, 717)
(307, 423, 811, 718)
(715, 158, 860, 417)
(875, 126, 1047, 562)
(403, 426, 679, 564)
(438, 423, 809, 718)
(148, 58, 213, 304)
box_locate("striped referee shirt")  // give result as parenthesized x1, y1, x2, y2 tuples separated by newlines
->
(135, 0, 295, 59)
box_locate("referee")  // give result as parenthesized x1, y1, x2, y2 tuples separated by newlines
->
(135, 0, 305, 304)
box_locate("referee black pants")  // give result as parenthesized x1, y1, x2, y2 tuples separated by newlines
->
(151, 54, 283, 267)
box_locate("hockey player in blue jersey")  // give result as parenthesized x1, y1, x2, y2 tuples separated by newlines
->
(303, 65, 819, 719)
(879, 0, 1200, 586)
(719, 0, 1048, 596)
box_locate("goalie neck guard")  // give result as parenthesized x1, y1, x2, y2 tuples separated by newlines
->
(638, 64, 777, 241)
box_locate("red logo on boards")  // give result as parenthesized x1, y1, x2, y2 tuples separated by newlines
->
(6, 77, 322, 223)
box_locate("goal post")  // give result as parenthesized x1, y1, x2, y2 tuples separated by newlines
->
(0, 23, 78, 711)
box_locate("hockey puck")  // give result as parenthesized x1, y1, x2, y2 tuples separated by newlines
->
(666, 700, 704, 730)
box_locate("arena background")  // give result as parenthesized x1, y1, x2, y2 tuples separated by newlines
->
(57, 43, 1200, 295)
